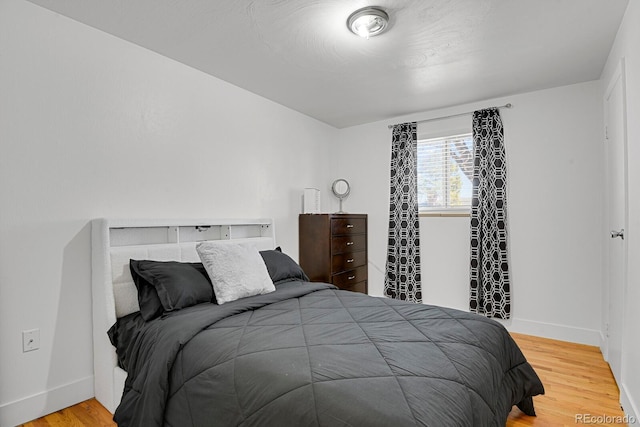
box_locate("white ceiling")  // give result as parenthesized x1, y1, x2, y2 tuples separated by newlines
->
(27, 0, 629, 128)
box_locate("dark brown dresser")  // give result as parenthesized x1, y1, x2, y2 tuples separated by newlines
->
(299, 214, 368, 294)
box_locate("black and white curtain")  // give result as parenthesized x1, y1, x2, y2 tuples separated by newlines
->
(469, 108, 510, 319)
(385, 122, 422, 303)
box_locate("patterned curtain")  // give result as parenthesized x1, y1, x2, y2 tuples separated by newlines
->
(385, 122, 422, 303)
(469, 108, 510, 318)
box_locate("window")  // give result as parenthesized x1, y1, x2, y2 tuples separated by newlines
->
(417, 133, 473, 214)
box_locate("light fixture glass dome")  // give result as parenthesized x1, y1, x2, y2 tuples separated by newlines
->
(347, 6, 389, 38)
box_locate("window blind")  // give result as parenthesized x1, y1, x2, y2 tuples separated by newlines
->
(417, 133, 474, 211)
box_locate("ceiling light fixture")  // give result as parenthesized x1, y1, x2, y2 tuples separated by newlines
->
(347, 6, 389, 39)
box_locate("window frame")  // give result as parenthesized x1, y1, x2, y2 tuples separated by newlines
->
(417, 131, 473, 217)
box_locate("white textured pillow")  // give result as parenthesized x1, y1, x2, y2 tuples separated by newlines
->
(196, 241, 275, 304)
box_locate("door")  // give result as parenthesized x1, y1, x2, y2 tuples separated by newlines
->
(604, 59, 627, 386)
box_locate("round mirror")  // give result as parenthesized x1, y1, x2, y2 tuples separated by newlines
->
(331, 179, 351, 213)
(332, 179, 351, 198)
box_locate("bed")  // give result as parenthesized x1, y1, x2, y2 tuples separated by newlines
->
(92, 218, 544, 426)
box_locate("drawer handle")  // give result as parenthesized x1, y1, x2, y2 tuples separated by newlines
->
(346, 258, 354, 263)
(346, 241, 354, 246)
(348, 275, 356, 280)
(346, 224, 354, 228)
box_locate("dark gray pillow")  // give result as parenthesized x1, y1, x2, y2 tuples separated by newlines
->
(130, 260, 213, 321)
(260, 247, 309, 284)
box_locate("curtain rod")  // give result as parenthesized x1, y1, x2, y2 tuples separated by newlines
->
(387, 103, 512, 129)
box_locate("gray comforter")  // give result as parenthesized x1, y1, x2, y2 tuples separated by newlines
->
(114, 282, 544, 426)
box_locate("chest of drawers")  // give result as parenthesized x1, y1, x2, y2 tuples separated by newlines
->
(298, 214, 368, 294)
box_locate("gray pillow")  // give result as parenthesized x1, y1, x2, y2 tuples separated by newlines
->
(130, 260, 213, 321)
(260, 247, 309, 284)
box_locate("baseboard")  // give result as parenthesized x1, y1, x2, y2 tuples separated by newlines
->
(600, 330, 609, 361)
(496, 317, 601, 346)
(0, 376, 94, 426)
(621, 383, 640, 425)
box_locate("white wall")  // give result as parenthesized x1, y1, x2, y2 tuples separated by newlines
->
(0, 1, 337, 425)
(601, 1, 640, 422)
(337, 81, 604, 345)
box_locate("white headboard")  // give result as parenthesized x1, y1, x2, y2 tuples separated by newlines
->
(91, 218, 275, 413)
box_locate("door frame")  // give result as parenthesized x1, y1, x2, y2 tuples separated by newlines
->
(601, 57, 629, 377)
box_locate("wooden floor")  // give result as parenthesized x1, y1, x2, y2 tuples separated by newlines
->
(507, 333, 625, 427)
(21, 333, 625, 426)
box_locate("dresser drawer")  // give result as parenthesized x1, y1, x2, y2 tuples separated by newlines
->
(332, 251, 366, 274)
(332, 266, 367, 288)
(331, 234, 366, 254)
(337, 280, 367, 294)
(331, 218, 366, 236)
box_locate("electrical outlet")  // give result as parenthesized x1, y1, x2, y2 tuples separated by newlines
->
(23, 329, 40, 352)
